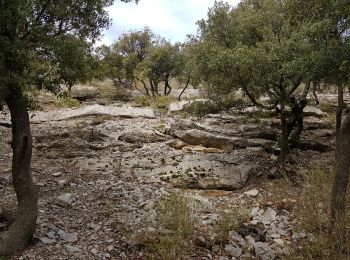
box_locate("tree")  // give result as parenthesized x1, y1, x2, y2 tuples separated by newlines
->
(193, 0, 313, 164)
(286, 0, 350, 235)
(136, 40, 183, 96)
(55, 37, 96, 96)
(100, 28, 185, 97)
(0, 0, 137, 256)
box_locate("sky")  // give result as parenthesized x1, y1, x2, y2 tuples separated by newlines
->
(98, 0, 240, 46)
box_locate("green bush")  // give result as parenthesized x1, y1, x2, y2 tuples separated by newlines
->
(183, 98, 248, 117)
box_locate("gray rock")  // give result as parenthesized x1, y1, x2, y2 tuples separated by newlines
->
(246, 138, 275, 148)
(224, 243, 242, 257)
(64, 245, 82, 253)
(57, 193, 73, 205)
(303, 106, 327, 118)
(39, 237, 56, 245)
(59, 231, 78, 242)
(71, 85, 98, 100)
(254, 242, 276, 260)
(119, 129, 168, 144)
(254, 208, 277, 223)
(244, 189, 259, 197)
(174, 129, 242, 151)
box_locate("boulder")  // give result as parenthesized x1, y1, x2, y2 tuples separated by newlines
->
(166, 139, 188, 149)
(303, 106, 327, 118)
(298, 138, 331, 152)
(254, 242, 276, 260)
(174, 129, 242, 152)
(224, 243, 243, 258)
(152, 153, 252, 191)
(71, 85, 98, 101)
(169, 100, 191, 112)
(119, 129, 168, 144)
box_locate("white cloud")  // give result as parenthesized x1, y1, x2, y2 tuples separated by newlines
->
(98, 0, 240, 46)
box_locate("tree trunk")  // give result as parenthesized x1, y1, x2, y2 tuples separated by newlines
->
(141, 80, 150, 96)
(0, 87, 38, 257)
(312, 82, 319, 105)
(178, 77, 190, 101)
(67, 84, 73, 97)
(331, 112, 350, 230)
(336, 82, 344, 147)
(165, 79, 172, 96)
(149, 80, 156, 97)
(278, 109, 289, 165)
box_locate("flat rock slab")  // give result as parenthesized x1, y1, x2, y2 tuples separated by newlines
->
(174, 129, 243, 152)
(152, 153, 253, 191)
(27, 104, 156, 122)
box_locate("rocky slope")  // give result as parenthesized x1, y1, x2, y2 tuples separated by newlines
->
(0, 99, 338, 259)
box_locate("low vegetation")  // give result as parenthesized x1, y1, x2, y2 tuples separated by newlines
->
(141, 192, 196, 260)
(293, 169, 350, 259)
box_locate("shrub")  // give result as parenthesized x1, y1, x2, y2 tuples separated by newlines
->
(56, 97, 81, 108)
(182, 98, 248, 117)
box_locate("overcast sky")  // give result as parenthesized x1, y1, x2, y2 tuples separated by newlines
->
(99, 0, 240, 46)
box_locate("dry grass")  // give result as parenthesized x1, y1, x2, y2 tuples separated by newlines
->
(292, 169, 350, 259)
(213, 208, 250, 244)
(140, 191, 197, 260)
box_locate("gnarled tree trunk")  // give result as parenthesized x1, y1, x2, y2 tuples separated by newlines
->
(331, 112, 350, 231)
(178, 77, 190, 101)
(336, 82, 344, 147)
(0, 87, 38, 257)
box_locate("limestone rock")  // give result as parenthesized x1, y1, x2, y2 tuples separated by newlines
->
(71, 85, 98, 101)
(174, 129, 242, 151)
(303, 106, 327, 118)
(244, 189, 259, 197)
(254, 242, 276, 260)
(166, 139, 188, 149)
(57, 193, 73, 205)
(224, 243, 242, 257)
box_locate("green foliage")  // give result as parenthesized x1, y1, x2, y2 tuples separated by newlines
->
(183, 98, 247, 117)
(133, 96, 152, 107)
(97, 27, 188, 97)
(0, 0, 139, 102)
(56, 97, 81, 108)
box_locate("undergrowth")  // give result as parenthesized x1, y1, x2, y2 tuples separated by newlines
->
(182, 98, 248, 117)
(141, 192, 196, 260)
(133, 95, 177, 109)
(293, 169, 350, 259)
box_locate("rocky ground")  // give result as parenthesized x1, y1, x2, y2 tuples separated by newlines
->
(0, 91, 346, 259)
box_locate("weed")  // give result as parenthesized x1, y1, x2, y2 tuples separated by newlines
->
(213, 209, 250, 244)
(56, 97, 81, 108)
(144, 191, 197, 260)
(293, 169, 350, 259)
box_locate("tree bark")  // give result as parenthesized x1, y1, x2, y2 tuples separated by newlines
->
(140, 80, 150, 96)
(0, 87, 38, 257)
(312, 82, 319, 105)
(278, 107, 290, 165)
(178, 77, 190, 101)
(336, 82, 344, 147)
(331, 112, 350, 230)
(164, 79, 172, 96)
